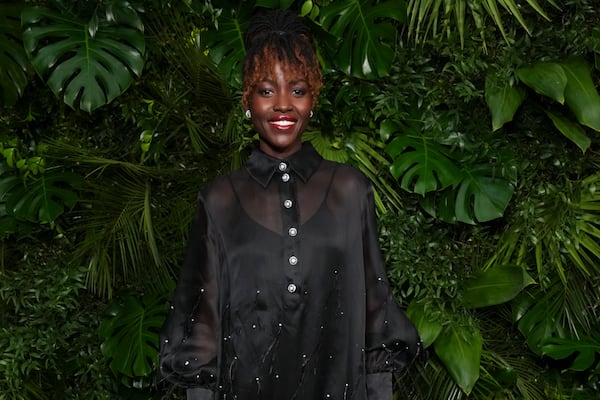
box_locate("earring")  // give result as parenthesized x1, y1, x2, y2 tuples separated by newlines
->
(245, 109, 251, 119)
(309, 110, 314, 118)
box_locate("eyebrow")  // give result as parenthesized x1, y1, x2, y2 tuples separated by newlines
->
(259, 78, 308, 85)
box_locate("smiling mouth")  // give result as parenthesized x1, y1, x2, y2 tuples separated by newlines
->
(270, 120, 296, 128)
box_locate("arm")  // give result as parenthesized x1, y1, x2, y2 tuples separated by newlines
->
(361, 184, 421, 399)
(159, 195, 222, 397)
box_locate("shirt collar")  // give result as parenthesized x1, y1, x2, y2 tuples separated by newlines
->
(245, 142, 323, 188)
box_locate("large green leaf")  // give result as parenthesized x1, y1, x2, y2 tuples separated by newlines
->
(21, 3, 145, 112)
(462, 266, 534, 308)
(3, 170, 81, 225)
(385, 134, 462, 196)
(319, 0, 407, 78)
(561, 57, 600, 131)
(516, 62, 567, 104)
(485, 74, 526, 131)
(0, 3, 30, 106)
(545, 110, 591, 153)
(406, 300, 443, 347)
(454, 162, 515, 224)
(99, 292, 166, 384)
(541, 336, 600, 371)
(422, 158, 516, 224)
(435, 322, 482, 394)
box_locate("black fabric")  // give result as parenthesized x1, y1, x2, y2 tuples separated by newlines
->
(160, 143, 421, 400)
(366, 373, 392, 400)
(187, 387, 214, 400)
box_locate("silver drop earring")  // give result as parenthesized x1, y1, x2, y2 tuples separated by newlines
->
(245, 109, 251, 119)
(309, 110, 314, 118)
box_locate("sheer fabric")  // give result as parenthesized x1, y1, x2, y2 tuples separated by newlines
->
(159, 143, 421, 399)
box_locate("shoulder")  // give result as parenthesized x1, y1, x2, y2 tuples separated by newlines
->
(198, 170, 240, 212)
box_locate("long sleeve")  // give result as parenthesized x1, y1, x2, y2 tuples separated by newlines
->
(159, 195, 223, 395)
(366, 373, 393, 400)
(361, 183, 421, 378)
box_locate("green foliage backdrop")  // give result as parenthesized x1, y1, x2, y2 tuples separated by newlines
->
(1, 0, 599, 398)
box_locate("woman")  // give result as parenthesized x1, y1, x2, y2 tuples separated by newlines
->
(159, 9, 421, 400)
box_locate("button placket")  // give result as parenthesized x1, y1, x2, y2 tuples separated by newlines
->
(278, 160, 300, 297)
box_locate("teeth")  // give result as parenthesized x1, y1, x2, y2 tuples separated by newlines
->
(271, 120, 295, 127)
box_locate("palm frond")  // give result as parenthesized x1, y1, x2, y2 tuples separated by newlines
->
(141, 3, 234, 154)
(144, 4, 232, 113)
(418, 357, 465, 400)
(406, 0, 557, 48)
(476, 308, 550, 400)
(43, 141, 199, 298)
(74, 170, 171, 298)
(486, 174, 600, 286)
(515, 273, 599, 358)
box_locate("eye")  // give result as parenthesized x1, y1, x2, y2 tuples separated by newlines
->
(258, 88, 273, 96)
(292, 88, 307, 97)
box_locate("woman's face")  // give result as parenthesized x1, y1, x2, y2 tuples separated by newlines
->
(247, 61, 313, 159)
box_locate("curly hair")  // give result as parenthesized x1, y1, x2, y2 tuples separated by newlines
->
(242, 9, 323, 107)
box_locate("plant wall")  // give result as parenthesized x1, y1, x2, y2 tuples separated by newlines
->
(0, 0, 599, 399)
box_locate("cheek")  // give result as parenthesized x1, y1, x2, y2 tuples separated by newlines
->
(298, 97, 313, 113)
(249, 95, 271, 114)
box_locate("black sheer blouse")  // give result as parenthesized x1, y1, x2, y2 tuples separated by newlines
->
(159, 143, 421, 400)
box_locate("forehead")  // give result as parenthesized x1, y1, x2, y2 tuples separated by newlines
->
(254, 52, 308, 83)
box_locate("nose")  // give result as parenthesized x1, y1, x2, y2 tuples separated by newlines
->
(273, 92, 292, 112)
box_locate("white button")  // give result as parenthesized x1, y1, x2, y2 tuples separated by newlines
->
(281, 173, 290, 182)
(287, 283, 297, 293)
(283, 199, 293, 208)
(289, 255, 298, 265)
(288, 227, 297, 236)
(278, 162, 287, 171)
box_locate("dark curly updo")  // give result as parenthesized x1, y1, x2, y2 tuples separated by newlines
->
(242, 9, 323, 107)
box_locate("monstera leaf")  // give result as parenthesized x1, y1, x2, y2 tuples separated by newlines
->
(428, 161, 516, 224)
(0, 170, 81, 225)
(385, 134, 462, 196)
(0, 3, 30, 106)
(319, 0, 407, 78)
(459, 172, 513, 223)
(99, 292, 166, 385)
(21, 2, 145, 112)
(541, 336, 600, 372)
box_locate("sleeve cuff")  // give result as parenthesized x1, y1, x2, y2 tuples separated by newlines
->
(186, 387, 213, 400)
(366, 372, 392, 400)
